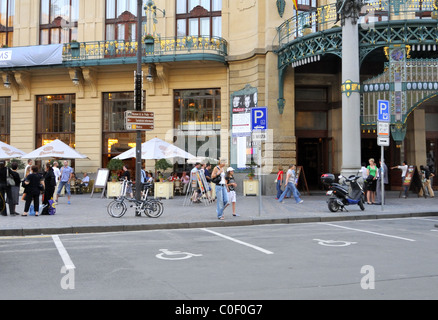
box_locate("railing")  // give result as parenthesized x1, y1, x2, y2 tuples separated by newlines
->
(63, 36, 228, 62)
(278, 0, 437, 47)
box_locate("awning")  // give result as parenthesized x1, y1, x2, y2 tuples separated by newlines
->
(0, 44, 63, 68)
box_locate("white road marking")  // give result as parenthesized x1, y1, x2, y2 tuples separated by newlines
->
(324, 223, 416, 242)
(201, 228, 274, 255)
(52, 235, 76, 270)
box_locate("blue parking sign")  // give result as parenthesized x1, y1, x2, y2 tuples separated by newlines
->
(251, 107, 268, 131)
(378, 100, 390, 122)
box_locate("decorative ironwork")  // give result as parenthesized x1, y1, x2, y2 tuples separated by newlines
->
(62, 36, 228, 65)
(341, 80, 361, 97)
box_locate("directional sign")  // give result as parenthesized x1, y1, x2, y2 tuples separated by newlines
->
(125, 111, 154, 131)
(251, 107, 268, 131)
(377, 100, 390, 122)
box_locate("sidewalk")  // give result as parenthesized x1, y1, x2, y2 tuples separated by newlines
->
(1, 191, 437, 236)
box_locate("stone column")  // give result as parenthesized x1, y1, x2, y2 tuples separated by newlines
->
(338, 0, 363, 177)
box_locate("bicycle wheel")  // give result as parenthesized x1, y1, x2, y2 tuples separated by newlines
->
(144, 200, 164, 218)
(107, 200, 127, 218)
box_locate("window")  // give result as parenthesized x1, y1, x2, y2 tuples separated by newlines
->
(36, 94, 76, 148)
(40, 0, 78, 45)
(176, 0, 222, 38)
(0, 0, 14, 47)
(0, 97, 10, 143)
(102, 92, 145, 166)
(174, 89, 221, 162)
(105, 0, 145, 41)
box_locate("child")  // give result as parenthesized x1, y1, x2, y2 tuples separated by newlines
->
(226, 167, 239, 217)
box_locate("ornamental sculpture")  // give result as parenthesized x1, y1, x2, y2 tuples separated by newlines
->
(336, 0, 364, 26)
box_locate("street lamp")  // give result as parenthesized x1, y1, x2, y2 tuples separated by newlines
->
(3, 74, 11, 89)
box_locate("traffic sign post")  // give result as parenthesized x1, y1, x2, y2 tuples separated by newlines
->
(250, 107, 268, 217)
(377, 100, 390, 211)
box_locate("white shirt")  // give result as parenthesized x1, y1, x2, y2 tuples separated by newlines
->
(53, 166, 61, 183)
(398, 165, 408, 177)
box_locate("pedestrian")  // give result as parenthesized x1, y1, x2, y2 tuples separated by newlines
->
(7, 161, 21, 216)
(211, 158, 228, 220)
(121, 165, 133, 198)
(366, 158, 377, 204)
(190, 162, 202, 202)
(21, 159, 33, 201)
(275, 165, 284, 200)
(0, 161, 17, 216)
(278, 164, 303, 204)
(22, 165, 43, 216)
(181, 171, 189, 194)
(359, 162, 368, 194)
(52, 160, 61, 184)
(41, 162, 56, 215)
(391, 161, 408, 198)
(374, 159, 388, 205)
(226, 167, 239, 217)
(78, 172, 89, 194)
(55, 160, 74, 204)
(420, 165, 434, 198)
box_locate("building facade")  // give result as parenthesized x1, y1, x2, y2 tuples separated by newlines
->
(0, 0, 437, 190)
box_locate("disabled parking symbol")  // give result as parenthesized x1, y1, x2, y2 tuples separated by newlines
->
(156, 249, 203, 260)
(313, 239, 357, 247)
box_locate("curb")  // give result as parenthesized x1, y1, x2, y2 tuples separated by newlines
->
(2, 211, 438, 237)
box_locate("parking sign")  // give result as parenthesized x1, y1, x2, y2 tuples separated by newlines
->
(378, 100, 390, 122)
(251, 107, 268, 131)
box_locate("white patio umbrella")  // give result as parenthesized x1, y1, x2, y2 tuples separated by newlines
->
(21, 139, 88, 160)
(0, 141, 26, 160)
(114, 137, 195, 160)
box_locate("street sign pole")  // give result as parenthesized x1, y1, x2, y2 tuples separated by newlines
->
(377, 100, 390, 212)
(135, 0, 143, 202)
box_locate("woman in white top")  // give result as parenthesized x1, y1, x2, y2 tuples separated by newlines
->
(211, 159, 229, 220)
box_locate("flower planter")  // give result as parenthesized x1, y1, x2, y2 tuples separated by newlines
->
(144, 38, 155, 54)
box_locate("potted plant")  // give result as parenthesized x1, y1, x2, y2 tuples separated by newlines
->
(107, 158, 124, 182)
(144, 34, 155, 54)
(70, 40, 80, 58)
(302, 24, 312, 36)
(155, 159, 172, 177)
(154, 159, 174, 199)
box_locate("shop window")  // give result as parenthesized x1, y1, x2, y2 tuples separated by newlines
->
(174, 89, 221, 162)
(0, 96, 10, 143)
(36, 94, 76, 148)
(102, 91, 145, 167)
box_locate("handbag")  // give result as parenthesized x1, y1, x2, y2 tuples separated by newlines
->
(6, 169, 15, 187)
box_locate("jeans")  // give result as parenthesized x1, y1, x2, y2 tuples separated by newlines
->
(278, 182, 302, 203)
(215, 184, 228, 218)
(57, 180, 71, 196)
(276, 180, 283, 199)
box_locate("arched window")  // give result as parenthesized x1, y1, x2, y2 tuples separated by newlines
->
(176, 0, 222, 38)
(40, 0, 78, 45)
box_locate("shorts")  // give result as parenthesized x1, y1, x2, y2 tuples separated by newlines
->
(227, 190, 236, 203)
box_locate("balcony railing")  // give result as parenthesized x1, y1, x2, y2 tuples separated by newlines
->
(62, 36, 228, 63)
(278, 0, 437, 47)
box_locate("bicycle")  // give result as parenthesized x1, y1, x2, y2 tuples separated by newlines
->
(107, 180, 164, 218)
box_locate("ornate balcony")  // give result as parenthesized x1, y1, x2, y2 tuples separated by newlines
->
(62, 36, 228, 67)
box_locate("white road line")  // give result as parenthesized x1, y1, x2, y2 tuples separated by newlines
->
(52, 235, 76, 270)
(201, 228, 274, 255)
(324, 223, 416, 242)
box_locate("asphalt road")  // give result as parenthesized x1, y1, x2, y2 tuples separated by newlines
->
(1, 217, 438, 301)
